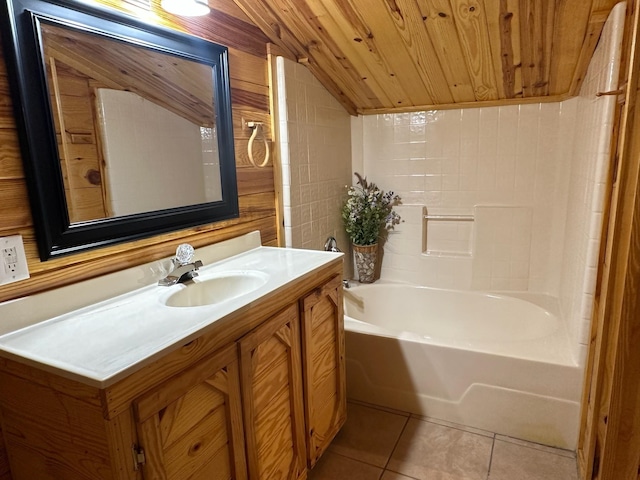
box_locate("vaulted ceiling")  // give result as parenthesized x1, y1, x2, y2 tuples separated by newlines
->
(232, 0, 622, 115)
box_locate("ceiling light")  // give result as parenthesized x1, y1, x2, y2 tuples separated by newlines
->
(160, 0, 210, 16)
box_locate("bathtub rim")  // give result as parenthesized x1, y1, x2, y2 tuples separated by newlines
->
(343, 280, 577, 368)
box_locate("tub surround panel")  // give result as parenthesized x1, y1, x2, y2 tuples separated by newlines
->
(352, 102, 569, 293)
(424, 216, 473, 257)
(378, 205, 473, 288)
(377, 204, 536, 290)
(472, 206, 533, 291)
(558, 2, 626, 365)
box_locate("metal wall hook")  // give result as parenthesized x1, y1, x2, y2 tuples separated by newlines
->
(247, 121, 270, 168)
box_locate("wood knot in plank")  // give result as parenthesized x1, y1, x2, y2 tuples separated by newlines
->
(189, 442, 203, 455)
(86, 169, 101, 185)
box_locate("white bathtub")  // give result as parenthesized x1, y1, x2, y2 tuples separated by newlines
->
(343, 282, 582, 450)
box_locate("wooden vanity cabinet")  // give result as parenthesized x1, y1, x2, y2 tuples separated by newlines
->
(0, 424, 9, 480)
(0, 262, 344, 480)
(239, 303, 306, 480)
(300, 275, 346, 467)
(133, 343, 247, 480)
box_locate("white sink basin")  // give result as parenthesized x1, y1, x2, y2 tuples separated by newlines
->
(164, 271, 269, 307)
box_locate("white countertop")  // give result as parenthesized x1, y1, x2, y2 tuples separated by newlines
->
(0, 236, 342, 388)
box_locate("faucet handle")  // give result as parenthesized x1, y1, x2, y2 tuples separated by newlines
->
(175, 243, 195, 265)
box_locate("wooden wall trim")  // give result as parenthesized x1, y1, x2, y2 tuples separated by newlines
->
(597, 0, 640, 471)
(267, 43, 285, 247)
(578, 0, 640, 478)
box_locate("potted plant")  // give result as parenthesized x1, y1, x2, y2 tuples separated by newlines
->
(342, 173, 401, 283)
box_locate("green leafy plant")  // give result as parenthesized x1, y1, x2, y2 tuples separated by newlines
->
(342, 173, 401, 246)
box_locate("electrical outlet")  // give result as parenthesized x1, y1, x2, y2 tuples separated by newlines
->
(0, 235, 30, 285)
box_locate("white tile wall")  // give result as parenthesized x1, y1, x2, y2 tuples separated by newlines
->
(275, 57, 353, 261)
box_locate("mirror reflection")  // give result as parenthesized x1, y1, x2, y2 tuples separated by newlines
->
(41, 22, 223, 223)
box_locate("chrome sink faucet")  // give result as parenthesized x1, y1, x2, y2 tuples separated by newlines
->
(158, 243, 203, 286)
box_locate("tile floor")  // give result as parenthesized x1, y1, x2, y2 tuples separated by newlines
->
(309, 401, 579, 480)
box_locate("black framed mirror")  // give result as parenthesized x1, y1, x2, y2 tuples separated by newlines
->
(0, 0, 239, 260)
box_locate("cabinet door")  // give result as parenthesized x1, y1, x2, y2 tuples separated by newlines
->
(239, 304, 306, 480)
(133, 343, 247, 480)
(300, 275, 346, 467)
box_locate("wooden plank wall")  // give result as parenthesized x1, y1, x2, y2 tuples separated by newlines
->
(48, 58, 109, 223)
(0, 0, 277, 306)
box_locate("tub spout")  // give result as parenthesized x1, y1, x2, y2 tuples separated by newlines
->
(324, 236, 341, 252)
(342, 279, 351, 289)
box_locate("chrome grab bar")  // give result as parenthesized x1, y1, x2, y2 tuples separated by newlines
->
(424, 214, 474, 221)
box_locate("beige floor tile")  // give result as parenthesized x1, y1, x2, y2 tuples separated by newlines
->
(489, 439, 578, 480)
(329, 402, 408, 468)
(387, 418, 493, 480)
(308, 452, 383, 480)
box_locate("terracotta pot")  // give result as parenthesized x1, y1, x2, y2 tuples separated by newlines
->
(353, 243, 378, 283)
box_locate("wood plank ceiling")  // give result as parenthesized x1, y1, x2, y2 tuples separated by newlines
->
(232, 0, 622, 115)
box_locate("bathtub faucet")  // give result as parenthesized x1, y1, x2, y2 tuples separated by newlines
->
(158, 243, 203, 286)
(342, 279, 351, 289)
(324, 236, 341, 252)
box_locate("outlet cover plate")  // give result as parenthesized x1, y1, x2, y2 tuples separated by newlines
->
(0, 235, 30, 285)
